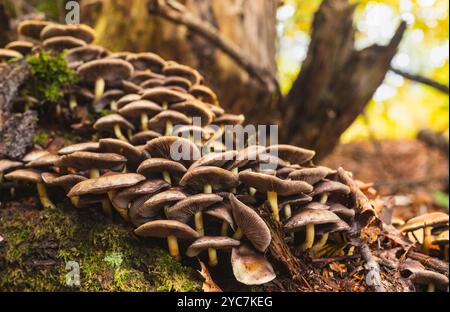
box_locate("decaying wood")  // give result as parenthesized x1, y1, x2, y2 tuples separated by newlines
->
(360, 243, 386, 292)
(0, 61, 36, 159)
(281, 0, 406, 160)
(406, 250, 449, 276)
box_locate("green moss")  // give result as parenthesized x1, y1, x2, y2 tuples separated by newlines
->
(23, 51, 78, 105)
(0, 200, 201, 292)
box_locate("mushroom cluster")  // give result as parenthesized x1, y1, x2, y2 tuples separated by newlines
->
(1, 20, 448, 289)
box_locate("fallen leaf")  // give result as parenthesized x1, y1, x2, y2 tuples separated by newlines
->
(329, 262, 347, 274)
(198, 260, 222, 292)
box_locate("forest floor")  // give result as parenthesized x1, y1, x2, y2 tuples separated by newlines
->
(0, 138, 448, 292)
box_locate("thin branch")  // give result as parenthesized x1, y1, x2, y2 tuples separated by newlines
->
(147, 0, 280, 97)
(390, 67, 449, 94)
(360, 243, 386, 292)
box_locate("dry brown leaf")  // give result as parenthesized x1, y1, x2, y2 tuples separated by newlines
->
(329, 262, 347, 274)
(198, 260, 222, 292)
(360, 226, 381, 243)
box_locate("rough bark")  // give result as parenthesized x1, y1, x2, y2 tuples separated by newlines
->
(84, 0, 280, 126)
(281, 0, 406, 160)
(0, 61, 36, 159)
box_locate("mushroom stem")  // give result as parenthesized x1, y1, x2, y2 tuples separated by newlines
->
(36, 182, 56, 209)
(140, 113, 149, 131)
(110, 101, 118, 112)
(320, 193, 329, 204)
(220, 221, 229, 236)
(55, 103, 61, 117)
(204, 184, 213, 194)
(194, 212, 205, 236)
(423, 225, 432, 255)
(89, 168, 100, 179)
(69, 95, 77, 111)
(167, 235, 181, 261)
(10, 187, 15, 198)
(249, 187, 257, 196)
(165, 121, 173, 136)
(267, 191, 280, 222)
(427, 283, 435, 292)
(70, 196, 79, 207)
(284, 204, 292, 219)
(0, 172, 3, 183)
(113, 123, 129, 142)
(233, 228, 244, 240)
(95, 77, 105, 100)
(208, 248, 218, 267)
(444, 245, 449, 262)
(162, 170, 172, 185)
(300, 223, 315, 251)
(101, 198, 113, 218)
(312, 233, 329, 252)
(162, 101, 168, 110)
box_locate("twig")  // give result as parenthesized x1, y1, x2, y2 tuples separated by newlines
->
(147, 0, 280, 97)
(406, 250, 449, 276)
(390, 67, 449, 94)
(311, 254, 360, 265)
(360, 243, 386, 292)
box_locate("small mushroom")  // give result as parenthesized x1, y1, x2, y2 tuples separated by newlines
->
(171, 100, 214, 126)
(65, 45, 109, 65)
(180, 166, 239, 194)
(400, 258, 449, 292)
(229, 194, 271, 252)
(163, 63, 202, 85)
(41, 172, 87, 206)
(116, 93, 142, 110)
(288, 167, 330, 185)
(40, 23, 96, 43)
(402, 212, 449, 254)
(58, 142, 100, 155)
(77, 59, 134, 100)
(189, 150, 237, 171)
(141, 87, 190, 109)
(126, 52, 166, 73)
(164, 76, 192, 91)
(94, 89, 125, 112)
(144, 136, 201, 167)
(148, 110, 191, 136)
(172, 125, 215, 144)
(99, 138, 142, 171)
(187, 236, 240, 267)
(284, 208, 341, 251)
(309, 180, 351, 205)
(130, 130, 162, 145)
(137, 158, 187, 185)
(266, 145, 315, 166)
(205, 201, 236, 236)
(118, 100, 163, 131)
(17, 20, 52, 40)
(5, 41, 34, 55)
(22, 150, 51, 163)
(239, 170, 313, 222)
(165, 193, 223, 236)
(93, 114, 135, 142)
(432, 231, 449, 261)
(140, 77, 165, 89)
(0, 159, 23, 183)
(190, 85, 219, 106)
(5, 169, 55, 209)
(231, 244, 276, 286)
(135, 220, 199, 261)
(0, 49, 23, 62)
(42, 36, 86, 53)
(279, 194, 313, 219)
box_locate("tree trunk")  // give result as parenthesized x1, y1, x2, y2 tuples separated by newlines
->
(84, 0, 279, 125)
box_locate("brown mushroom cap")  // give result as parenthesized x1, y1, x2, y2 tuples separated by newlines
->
(130, 131, 162, 145)
(0, 48, 23, 61)
(302, 202, 330, 210)
(22, 150, 50, 163)
(99, 138, 143, 169)
(400, 258, 449, 288)
(266, 145, 315, 165)
(172, 125, 215, 140)
(112, 179, 170, 212)
(93, 89, 125, 112)
(190, 85, 218, 105)
(77, 59, 134, 83)
(65, 45, 109, 64)
(140, 78, 165, 89)
(213, 114, 245, 126)
(41, 173, 87, 188)
(17, 20, 52, 40)
(25, 154, 60, 168)
(231, 244, 276, 286)
(186, 236, 240, 257)
(205, 201, 236, 230)
(180, 166, 239, 192)
(58, 142, 100, 155)
(316, 218, 351, 235)
(288, 167, 330, 185)
(56, 151, 127, 171)
(229, 194, 271, 252)
(140, 188, 188, 218)
(163, 63, 202, 84)
(402, 212, 449, 232)
(148, 110, 191, 133)
(0, 160, 23, 173)
(4, 169, 42, 183)
(171, 100, 214, 126)
(118, 100, 163, 118)
(189, 150, 237, 171)
(141, 87, 189, 105)
(121, 80, 143, 93)
(144, 136, 201, 165)
(279, 194, 313, 208)
(68, 173, 145, 197)
(131, 70, 165, 84)
(329, 203, 356, 220)
(40, 24, 96, 43)
(284, 209, 341, 233)
(137, 158, 187, 178)
(164, 76, 192, 91)
(309, 180, 351, 197)
(126, 52, 166, 72)
(94, 114, 135, 133)
(135, 219, 199, 239)
(42, 36, 86, 53)
(239, 170, 313, 196)
(165, 193, 223, 223)
(116, 93, 142, 109)
(5, 41, 34, 55)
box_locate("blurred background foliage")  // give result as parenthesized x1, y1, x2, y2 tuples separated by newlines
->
(277, 0, 449, 142)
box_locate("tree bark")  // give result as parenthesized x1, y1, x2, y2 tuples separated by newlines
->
(281, 0, 406, 160)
